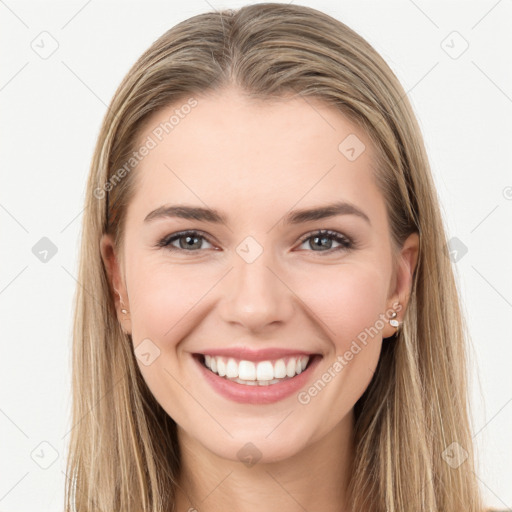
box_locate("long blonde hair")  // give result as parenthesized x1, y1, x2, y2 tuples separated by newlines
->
(65, 3, 484, 511)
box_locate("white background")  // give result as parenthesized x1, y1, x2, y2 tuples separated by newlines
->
(1, 0, 511, 510)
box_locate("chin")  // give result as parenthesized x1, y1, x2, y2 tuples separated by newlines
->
(188, 420, 317, 466)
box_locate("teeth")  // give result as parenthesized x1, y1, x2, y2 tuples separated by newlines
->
(226, 358, 238, 378)
(239, 360, 256, 380)
(286, 358, 296, 377)
(274, 359, 286, 379)
(256, 361, 274, 381)
(217, 358, 226, 377)
(203, 354, 310, 383)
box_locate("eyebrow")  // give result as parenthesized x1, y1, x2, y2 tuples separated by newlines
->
(144, 201, 371, 226)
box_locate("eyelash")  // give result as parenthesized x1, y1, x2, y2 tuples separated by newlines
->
(156, 229, 355, 254)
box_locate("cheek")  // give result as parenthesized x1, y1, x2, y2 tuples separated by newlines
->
(127, 257, 218, 345)
(292, 265, 387, 422)
(125, 259, 213, 419)
(297, 262, 389, 349)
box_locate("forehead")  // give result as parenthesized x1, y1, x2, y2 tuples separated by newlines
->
(126, 87, 386, 229)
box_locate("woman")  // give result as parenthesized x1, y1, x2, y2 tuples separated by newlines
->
(65, 3, 494, 511)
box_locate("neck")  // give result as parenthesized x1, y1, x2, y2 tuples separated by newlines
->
(174, 410, 355, 512)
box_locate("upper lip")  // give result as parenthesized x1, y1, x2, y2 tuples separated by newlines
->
(195, 347, 320, 362)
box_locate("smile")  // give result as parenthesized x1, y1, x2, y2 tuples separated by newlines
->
(192, 351, 323, 404)
(201, 354, 310, 386)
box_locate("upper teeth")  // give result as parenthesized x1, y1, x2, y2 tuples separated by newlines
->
(204, 355, 309, 381)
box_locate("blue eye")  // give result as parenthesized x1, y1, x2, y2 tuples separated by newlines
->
(157, 230, 213, 251)
(297, 229, 353, 253)
(157, 229, 354, 254)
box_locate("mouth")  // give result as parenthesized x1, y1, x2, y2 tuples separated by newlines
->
(191, 352, 322, 404)
(195, 353, 317, 385)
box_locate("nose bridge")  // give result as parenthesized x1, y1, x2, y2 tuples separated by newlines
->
(218, 237, 294, 331)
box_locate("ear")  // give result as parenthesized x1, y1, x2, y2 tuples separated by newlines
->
(381, 231, 420, 338)
(100, 233, 131, 335)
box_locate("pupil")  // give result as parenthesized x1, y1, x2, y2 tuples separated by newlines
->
(183, 235, 200, 249)
(313, 235, 331, 250)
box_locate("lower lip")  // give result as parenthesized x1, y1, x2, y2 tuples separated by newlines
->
(193, 354, 322, 404)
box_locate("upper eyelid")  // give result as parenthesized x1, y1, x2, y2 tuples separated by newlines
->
(297, 229, 350, 242)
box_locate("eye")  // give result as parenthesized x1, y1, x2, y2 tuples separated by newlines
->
(157, 230, 215, 252)
(296, 229, 354, 253)
(156, 229, 355, 254)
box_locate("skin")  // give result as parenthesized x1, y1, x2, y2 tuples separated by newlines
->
(101, 85, 419, 512)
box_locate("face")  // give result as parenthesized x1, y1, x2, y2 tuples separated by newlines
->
(101, 85, 418, 464)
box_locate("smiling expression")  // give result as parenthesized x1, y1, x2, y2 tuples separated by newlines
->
(101, 85, 416, 463)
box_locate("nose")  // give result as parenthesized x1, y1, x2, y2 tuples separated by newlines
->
(218, 250, 295, 333)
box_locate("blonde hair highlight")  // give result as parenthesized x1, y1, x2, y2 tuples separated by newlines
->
(65, 3, 484, 511)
